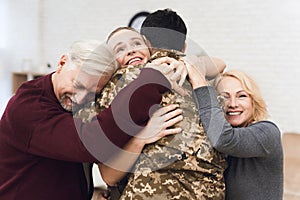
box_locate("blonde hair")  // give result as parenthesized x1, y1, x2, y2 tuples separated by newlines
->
(214, 69, 269, 123)
(68, 40, 118, 77)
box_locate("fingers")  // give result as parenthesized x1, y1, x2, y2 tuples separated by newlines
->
(180, 57, 208, 89)
(178, 62, 187, 87)
(152, 104, 180, 117)
(163, 114, 183, 129)
(168, 60, 183, 79)
(146, 58, 186, 96)
(152, 57, 187, 85)
(173, 83, 186, 96)
(151, 57, 174, 66)
(153, 104, 183, 123)
(161, 127, 182, 136)
(162, 106, 183, 122)
(139, 104, 183, 144)
(144, 63, 172, 76)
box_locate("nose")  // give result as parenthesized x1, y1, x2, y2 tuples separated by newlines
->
(127, 47, 136, 56)
(227, 96, 238, 108)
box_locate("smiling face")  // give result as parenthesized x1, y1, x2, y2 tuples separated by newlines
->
(52, 55, 105, 112)
(216, 76, 254, 127)
(107, 29, 151, 68)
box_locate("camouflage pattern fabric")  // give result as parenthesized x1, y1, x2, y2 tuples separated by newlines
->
(76, 49, 227, 200)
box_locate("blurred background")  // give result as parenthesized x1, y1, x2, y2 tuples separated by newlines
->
(1, 0, 299, 199)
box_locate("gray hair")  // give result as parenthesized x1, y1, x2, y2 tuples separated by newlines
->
(68, 40, 118, 77)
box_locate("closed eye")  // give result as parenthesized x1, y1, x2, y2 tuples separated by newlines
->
(133, 40, 142, 46)
(115, 47, 125, 54)
(73, 80, 85, 90)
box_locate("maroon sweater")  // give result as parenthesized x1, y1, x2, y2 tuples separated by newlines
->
(0, 68, 170, 200)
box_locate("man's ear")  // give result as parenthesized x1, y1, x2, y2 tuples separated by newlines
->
(56, 55, 68, 73)
(181, 42, 187, 53)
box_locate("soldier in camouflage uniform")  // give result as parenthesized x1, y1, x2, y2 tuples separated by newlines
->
(95, 45, 227, 199)
(75, 25, 227, 199)
(78, 6, 229, 198)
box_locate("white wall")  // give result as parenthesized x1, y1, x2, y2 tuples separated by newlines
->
(1, 1, 300, 131)
(0, 0, 10, 114)
(0, 0, 41, 114)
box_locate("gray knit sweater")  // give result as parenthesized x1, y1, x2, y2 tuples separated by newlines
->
(193, 86, 283, 200)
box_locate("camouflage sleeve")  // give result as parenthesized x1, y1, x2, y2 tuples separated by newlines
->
(95, 65, 144, 113)
(97, 67, 172, 146)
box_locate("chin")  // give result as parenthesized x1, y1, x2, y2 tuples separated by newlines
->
(227, 120, 242, 127)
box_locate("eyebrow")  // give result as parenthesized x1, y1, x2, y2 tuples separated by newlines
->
(112, 37, 144, 51)
(220, 90, 246, 95)
(237, 90, 247, 94)
(130, 36, 143, 41)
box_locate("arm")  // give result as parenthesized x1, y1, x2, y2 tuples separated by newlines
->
(193, 86, 281, 158)
(17, 67, 172, 163)
(181, 55, 226, 80)
(76, 67, 174, 163)
(98, 104, 183, 186)
(151, 55, 226, 91)
(209, 57, 226, 78)
(185, 63, 281, 158)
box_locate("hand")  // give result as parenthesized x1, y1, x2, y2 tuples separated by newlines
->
(181, 56, 208, 89)
(136, 104, 183, 145)
(181, 55, 226, 80)
(152, 57, 188, 86)
(145, 57, 187, 96)
(180, 55, 206, 76)
(97, 105, 183, 185)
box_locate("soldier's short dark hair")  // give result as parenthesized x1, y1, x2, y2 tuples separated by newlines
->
(140, 8, 187, 51)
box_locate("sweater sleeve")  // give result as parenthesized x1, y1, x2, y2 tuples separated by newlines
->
(97, 68, 171, 147)
(6, 69, 170, 163)
(73, 67, 171, 162)
(193, 86, 281, 158)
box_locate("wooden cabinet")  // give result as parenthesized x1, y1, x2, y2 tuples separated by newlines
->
(12, 72, 45, 93)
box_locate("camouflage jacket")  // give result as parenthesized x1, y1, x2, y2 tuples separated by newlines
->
(76, 49, 227, 200)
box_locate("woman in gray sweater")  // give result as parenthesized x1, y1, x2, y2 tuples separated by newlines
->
(183, 63, 283, 200)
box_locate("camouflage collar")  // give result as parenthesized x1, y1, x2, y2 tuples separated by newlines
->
(148, 48, 185, 62)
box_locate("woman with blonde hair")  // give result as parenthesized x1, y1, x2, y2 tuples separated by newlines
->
(184, 67, 283, 200)
(214, 70, 269, 126)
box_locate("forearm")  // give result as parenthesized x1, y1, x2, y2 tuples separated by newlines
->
(208, 57, 226, 78)
(200, 56, 225, 79)
(98, 138, 145, 186)
(182, 55, 225, 81)
(193, 86, 228, 147)
(97, 68, 170, 149)
(97, 68, 171, 184)
(193, 86, 280, 157)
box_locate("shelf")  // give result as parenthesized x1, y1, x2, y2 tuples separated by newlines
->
(12, 72, 45, 94)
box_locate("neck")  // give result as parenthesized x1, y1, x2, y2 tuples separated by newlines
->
(51, 72, 59, 100)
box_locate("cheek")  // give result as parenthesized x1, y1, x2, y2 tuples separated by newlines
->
(116, 56, 125, 67)
(243, 100, 254, 119)
(60, 85, 74, 97)
(245, 100, 254, 113)
(142, 48, 151, 58)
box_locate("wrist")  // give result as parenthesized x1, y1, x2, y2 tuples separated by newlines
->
(190, 75, 208, 89)
(125, 137, 145, 153)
